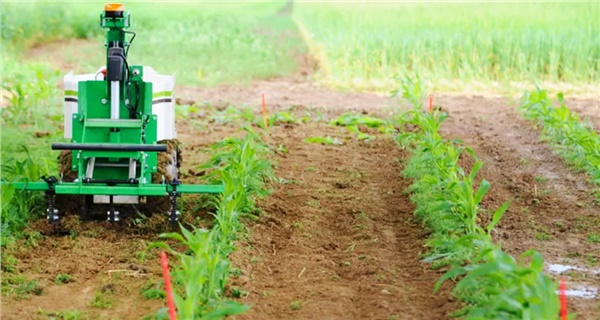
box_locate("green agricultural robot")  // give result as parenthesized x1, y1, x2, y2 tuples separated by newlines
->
(5, 3, 222, 223)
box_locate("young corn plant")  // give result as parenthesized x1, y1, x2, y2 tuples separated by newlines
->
(157, 227, 248, 319)
(436, 248, 560, 319)
(200, 128, 274, 215)
(520, 89, 600, 199)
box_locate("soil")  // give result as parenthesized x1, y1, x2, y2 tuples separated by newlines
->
(228, 125, 456, 319)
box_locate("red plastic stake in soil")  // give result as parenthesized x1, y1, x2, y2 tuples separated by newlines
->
(559, 277, 568, 320)
(161, 251, 177, 320)
(428, 95, 433, 113)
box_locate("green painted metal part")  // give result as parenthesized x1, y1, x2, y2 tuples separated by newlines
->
(5, 181, 224, 195)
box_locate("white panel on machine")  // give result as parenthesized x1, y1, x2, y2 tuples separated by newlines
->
(63, 66, 177, 141)
(143, 66, 177, 141)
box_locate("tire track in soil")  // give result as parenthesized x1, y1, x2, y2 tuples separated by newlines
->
(437, 95, 600, 319)
(229, 123, 457, 320)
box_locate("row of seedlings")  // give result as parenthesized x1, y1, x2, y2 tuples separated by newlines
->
(155, 128, 274, 319)
(393, 77, 561, 319)
(520, 89, 600, 201)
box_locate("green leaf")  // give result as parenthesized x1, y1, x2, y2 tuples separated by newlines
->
(474, 179, 491, 205)
(434, 266, 468, 293)
(486, 201, 510, 234)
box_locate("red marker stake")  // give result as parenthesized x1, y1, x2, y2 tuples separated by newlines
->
(428, 95, 433, 113)
(161, 252, 177, 320)
(559, 277, 568, 320)
(261, 93, 269, 131)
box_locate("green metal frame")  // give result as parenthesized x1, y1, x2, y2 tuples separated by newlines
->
(8, 181, 224, 195)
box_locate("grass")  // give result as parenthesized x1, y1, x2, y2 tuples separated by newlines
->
(1, 2, 304, 87)
(294, 2, 600, 94)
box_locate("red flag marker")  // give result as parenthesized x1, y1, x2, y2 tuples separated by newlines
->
(559, 277, 568, 320)
(428, 95, 433, 113)
(261, 93, 269, 131)
(161, 252, 177, 320)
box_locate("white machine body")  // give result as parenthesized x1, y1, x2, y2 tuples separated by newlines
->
(63, 66, 177, 140)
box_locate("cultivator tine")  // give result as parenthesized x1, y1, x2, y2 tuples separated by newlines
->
(42, 176, 59, 223)
(107, 195, 120, 222)
(168, 179, 181, 224)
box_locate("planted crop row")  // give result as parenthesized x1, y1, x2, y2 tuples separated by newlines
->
(394, 77, 560, 318)
(519, 89, 600, 200)
(154, 129, 274, 319)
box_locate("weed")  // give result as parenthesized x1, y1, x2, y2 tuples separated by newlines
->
(15, 280, 44, 298)
(586, 254, 598, 267)
(303, 136, 344, 146)
(293, 222, 304, 229)
(289, 300, 303, 311)
(230, 287, 249, 298)
(535, 232, 551, 241)
(587, 233, 600, 244)
(142, 289, 166, 300)
(357, 212, 370, 221)
(307, 199, 320, 209)
(38, 309, 88, 320)
(54, 274, 74, 284)
(89, 291, 114, 309)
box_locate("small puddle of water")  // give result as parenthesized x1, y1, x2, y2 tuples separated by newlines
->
(558, 288, 599, 299)
(548, 263, 600, 275)
(548, 264, 599, 299)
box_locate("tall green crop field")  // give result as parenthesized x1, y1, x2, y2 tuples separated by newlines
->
(295, 2, 600, 93)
